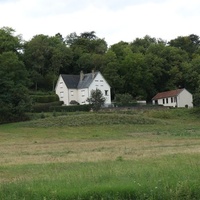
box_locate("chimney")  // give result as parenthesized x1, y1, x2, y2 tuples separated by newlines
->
(80, 71, 84, 82)
(92, 69, 95, 79)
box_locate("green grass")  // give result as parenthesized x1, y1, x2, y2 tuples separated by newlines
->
(0, 108, 200, 199)
(0, 154, 199, 199)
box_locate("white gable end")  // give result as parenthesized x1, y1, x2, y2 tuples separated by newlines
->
(177, 89, 193, 108)
(55, 75, 69, 105)
(89, 72, 111, 105)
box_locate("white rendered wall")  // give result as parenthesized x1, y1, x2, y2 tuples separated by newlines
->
(177, 89, 193, 108)
(88, 72, 111, 105)
(55, 76, 69, 105)
(78, 88, 89, 105)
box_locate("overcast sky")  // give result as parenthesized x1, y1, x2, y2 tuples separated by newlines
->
(1, 0, 200, 46)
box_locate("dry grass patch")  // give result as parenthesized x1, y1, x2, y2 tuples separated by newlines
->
(1, 135, 200, 166)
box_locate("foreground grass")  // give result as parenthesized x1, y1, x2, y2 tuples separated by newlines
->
(0, 154, 199, 199)
(0, 108, 200, 199)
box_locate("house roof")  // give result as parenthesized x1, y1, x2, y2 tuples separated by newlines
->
(78, 72, 97, 89)
(61, 71, 98, 89)
(152, 89, 184, 100)
(61, 74, 80, 89)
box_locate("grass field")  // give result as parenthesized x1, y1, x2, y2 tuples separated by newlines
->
(0, 108, 200, 199)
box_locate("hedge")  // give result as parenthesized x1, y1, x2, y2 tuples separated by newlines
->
(114, 102, 139, 107)
(31, 94, 59, 103)
(32, 101, 63, 112)
(49, 104, 92, 112)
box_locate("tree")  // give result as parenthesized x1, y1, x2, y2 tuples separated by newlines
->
(87, 89, 106, 111)
(168, 34, 200, 58)
(66, 31, 107, 73)
(0, 52, 31, 123)
(24, 34, 72, 90)
(0, 27, 23, 54)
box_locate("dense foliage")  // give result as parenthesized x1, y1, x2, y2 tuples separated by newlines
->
(87, 89, 106, 111)
(1, 27, 200, 122)
(0, 27, 31, 123)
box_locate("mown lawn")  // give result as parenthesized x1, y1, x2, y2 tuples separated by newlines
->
(0, 108, 200, 199)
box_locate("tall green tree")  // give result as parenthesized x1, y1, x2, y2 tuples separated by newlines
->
(0, 52, 31, 123)
(24, 34, 72, 90)
(102, 50, 125, 98)
(0, 27, 31, 123)
(0, 27, 23, 54)
(168, 34, 200, 58)
(66, 31, 107, 73)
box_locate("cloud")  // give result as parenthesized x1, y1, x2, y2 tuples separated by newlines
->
(1, 0, 200, 45)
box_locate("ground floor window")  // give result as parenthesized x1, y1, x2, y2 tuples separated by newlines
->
(105, 90, 108, 96)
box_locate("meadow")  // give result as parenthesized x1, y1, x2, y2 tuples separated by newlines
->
(0, 108, 200, 199)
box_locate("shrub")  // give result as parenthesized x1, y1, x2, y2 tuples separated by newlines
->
(114, 93, 138, 107)
(87, 89, 106, 111)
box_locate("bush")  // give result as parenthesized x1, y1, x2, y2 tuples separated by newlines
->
(115, 93, 133, 104)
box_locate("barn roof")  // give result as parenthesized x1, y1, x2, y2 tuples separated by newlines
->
(152, 89, 184, 100)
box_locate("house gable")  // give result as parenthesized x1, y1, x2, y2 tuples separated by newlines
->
(88, 72, 111, 105)
(55, 75, 70, 105)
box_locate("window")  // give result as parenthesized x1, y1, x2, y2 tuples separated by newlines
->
(81, 90, 85, 97)
(171, 97, 173, 103)
(105, 90, 108, 96)
(60, 92, 64, 98)
(70, 91, 74, 96)
(163, 99, 165, 104)
(95, 80, 98, 82)
(60, 82, 63, 88)
(166, 98, 168, 104)
(100, 80, 103, 82)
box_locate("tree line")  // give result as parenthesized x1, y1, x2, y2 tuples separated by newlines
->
(1, 26, 200, 122)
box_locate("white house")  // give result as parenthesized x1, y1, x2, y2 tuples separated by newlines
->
(55, 70, 111, 106)
(152, 88, 193, 108)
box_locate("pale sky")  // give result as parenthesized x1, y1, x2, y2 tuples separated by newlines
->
(1, 0, 200, 46)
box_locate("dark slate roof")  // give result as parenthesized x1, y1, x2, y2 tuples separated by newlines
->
(78, 72, 97, 89)
(61, 74, 80, 89)
(61, 72, 98, 89)
(152, 89, 184, 100)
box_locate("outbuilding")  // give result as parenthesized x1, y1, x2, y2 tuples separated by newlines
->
(152, 88, 193, 108)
